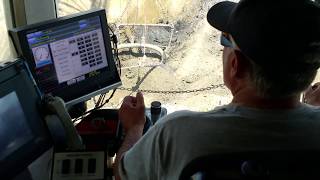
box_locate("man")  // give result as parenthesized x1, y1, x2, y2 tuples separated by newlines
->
(115, 0, 320, 179)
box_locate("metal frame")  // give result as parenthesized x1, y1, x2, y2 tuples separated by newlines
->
(9, 0, 57, 27)
(116, 23, 175, 69)
(66, 82, 122, 107)
(0, 0, 57, 61)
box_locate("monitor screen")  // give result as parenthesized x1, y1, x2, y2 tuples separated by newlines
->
(0, 60, 52, 179)
(0, 92, 34, 161)
(10, 9, 121, 106)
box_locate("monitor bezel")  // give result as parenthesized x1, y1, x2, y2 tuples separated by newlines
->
(9, 9, 121, 106)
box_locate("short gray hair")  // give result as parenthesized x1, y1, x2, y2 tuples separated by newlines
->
(248, 44, 320, 98)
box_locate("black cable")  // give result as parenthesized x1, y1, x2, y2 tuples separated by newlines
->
(114, 38, 121, 75)
(95, 96, 100, 108)
(99, 93, 106, 106)
(100, 88, 117, 107)
(95, 92, 108, 108)
(108, 25, 122, 76)
(112, 35, 121, 75)
(72, 89, 117, 123)
(95, 94, 102, 108)
(108, 24, 115, 35)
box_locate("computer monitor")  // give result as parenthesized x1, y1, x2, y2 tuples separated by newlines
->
(9, 9, 121, 106)
(0, 60, 53, 179)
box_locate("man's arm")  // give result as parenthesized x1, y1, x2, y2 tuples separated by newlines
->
(114, 92, 146, 180)
(114, 125, 144, 180)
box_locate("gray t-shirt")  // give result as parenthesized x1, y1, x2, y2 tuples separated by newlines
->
(119, 104, 320, 180)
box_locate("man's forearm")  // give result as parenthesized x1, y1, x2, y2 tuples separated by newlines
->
(114, 125, 144, 180)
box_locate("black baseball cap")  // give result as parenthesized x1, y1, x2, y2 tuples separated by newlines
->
(207, 0, 320, 71)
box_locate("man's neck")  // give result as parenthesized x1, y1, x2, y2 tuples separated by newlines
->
(231, 87, 301, 109)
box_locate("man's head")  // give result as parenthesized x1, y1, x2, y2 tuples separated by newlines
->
(208, 0, 320, 98)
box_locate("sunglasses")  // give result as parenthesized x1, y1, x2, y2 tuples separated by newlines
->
(220, 33, 235, 48)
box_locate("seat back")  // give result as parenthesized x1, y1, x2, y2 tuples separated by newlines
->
(179, 150, 320, 180)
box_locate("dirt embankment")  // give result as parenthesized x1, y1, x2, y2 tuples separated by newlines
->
(107, 0, 197, 24)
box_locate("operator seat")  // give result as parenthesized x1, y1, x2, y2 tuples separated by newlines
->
(179, 150, 320, 180)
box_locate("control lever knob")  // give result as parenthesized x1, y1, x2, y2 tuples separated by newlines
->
(151, 101, 162, 124)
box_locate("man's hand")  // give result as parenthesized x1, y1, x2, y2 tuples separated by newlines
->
(115, 92, 146, 180)
(303, 82, 320, 106)
(119, 92, 146, 132)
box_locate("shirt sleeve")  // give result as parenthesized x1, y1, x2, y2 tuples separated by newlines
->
(118, 125, 162, 180)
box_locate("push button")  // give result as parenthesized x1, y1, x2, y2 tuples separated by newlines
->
(61, 159, 70, 174)
(88, 158, 96, 173)
(75, 159, 83, 174)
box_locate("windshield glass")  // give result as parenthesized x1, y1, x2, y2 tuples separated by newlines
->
(0, 2, 16, 62)
(56, 0, 320, 112)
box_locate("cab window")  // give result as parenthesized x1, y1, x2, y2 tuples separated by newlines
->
(55, 0, 234, 112)
(0, 1, 16, 62)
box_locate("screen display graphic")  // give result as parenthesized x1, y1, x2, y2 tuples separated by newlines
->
(27, 16, 108, 92)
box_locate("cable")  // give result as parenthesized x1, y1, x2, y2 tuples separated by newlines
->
(94, 94, 102, 109)
(108, 25, 122, 76)
(108, 25, 115, 35)
(72, 89, 117, 123)
(98, 93, 106, 107)
(100, 88, 117, 107)
(114, 36, 121, 75)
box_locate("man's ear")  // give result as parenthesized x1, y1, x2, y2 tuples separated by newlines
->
(229, 51, 238, 78)
(233, 50, 250, 78)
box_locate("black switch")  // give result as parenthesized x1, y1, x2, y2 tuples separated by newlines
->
(61, 159, 71, 174)
(88, 158, 96, 174)
(75, 159, 83, 174)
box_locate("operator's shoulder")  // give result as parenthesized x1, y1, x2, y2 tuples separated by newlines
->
(305, 104, 320, 111)
(156, 105, 232, 126)
(303, 104, 320, 117)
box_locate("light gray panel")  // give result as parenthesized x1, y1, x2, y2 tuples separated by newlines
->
(24, 0, 57, 24)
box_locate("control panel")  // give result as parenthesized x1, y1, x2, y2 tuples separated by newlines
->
(52, 151, 104, 180)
